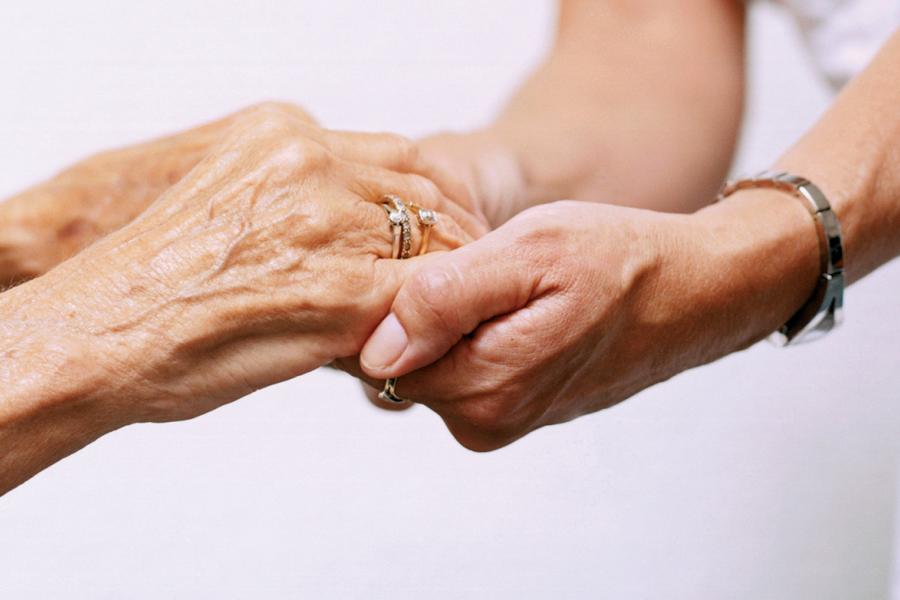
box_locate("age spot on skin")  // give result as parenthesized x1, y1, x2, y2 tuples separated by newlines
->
(56, 218, 93, 241)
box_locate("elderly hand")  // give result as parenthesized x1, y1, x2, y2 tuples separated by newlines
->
(0, 106, 302, 283)
(354, 195, 822, 451)
(0, 102, 486, 285)
(2, 102, 484, 432)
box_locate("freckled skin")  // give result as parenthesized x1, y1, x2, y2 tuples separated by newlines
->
(0, 109, 257, 282)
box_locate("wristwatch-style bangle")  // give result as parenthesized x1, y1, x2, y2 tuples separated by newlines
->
(718, 170, 844, 346)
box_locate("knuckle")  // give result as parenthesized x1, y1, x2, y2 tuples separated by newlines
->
(508, 211, 572, 272)
(383, 133, 419, 168)
(447, 408, 514, 453)
(458, 396, 517, 441)
(449, 376, 542, 451)
(404, 266, 464, 331)
(236, 113, 290, 144)
(236, 102, 287, 127)
(245, 100, 296, 118)
(253, 101, 315, 125)
(255, 134, 331, 178)
(408, 174, 442, 205)
(453, 432, 507, 453)
(513, 217, 561, 250)
(235, 101, 311, 139)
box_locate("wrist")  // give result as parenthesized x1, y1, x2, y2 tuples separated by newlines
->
(0, 276, 133, 433)
(0, 278, 130, 493)
(418, 128, 532, 227)
(776, 140, 898, 284)
(686, 188, 821, 353)
(773, 32, 900, 282)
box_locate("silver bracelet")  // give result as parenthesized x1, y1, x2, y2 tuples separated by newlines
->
(718, 170, 844, 346)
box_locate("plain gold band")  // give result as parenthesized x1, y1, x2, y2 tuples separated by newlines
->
(418, 226, 432, 256)
(409, 202, 438, 256)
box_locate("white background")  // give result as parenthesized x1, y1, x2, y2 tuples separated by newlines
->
(1, 2, 899, 599)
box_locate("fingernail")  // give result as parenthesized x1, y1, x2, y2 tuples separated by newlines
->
(361, 313, 408, 372)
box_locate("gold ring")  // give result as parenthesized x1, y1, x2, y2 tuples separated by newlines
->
(410, 204, 439, 256)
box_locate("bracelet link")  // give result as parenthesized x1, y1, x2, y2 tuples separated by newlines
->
(719, 171, 845, 346)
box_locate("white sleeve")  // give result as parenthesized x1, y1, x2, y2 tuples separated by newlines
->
(775, 0, 899, 88)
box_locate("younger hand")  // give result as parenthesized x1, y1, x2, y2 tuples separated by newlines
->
(355, 197, 820, 450)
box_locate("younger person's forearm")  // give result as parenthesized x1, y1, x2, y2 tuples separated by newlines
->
(682, 28, 900, 360)
(775, 29, 900, 283)
(498, 0, 744, 209)
(426, 0, 745, 226)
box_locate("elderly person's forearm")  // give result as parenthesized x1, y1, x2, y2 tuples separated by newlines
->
(0, 105, 329, 286)
(0, 112, 243, 283)
(0, 279, 122, 493)
(772, 28, 900, 282)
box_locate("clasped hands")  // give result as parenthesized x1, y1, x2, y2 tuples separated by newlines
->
(0, 102, 796, 453)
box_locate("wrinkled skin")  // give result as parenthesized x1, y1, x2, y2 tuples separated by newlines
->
(2, 103, 484, 426)
(0, 106, 279, 283)
(0, 102, 486, 285)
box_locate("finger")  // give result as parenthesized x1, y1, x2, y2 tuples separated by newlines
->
(336, 352, 445, 412)
(355, 197, 469, 260)
(354, 335, 527, 451)
(353, 162, 484, 241)
(363, 380, 414, 411)
(211, 102, 323, 156)
(231, 101, 319, 126)
(325, 130, 485, 224)
(359, 227, 541, 379)
(325, 131, 419, 171)
(351, 165, 477, 252)
(329, 356, 415, 411)
(349, 161, 488, 242)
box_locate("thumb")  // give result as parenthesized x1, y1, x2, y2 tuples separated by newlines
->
(360, 229, 538, 379)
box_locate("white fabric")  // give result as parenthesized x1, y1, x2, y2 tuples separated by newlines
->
(776, 0, 899, 87)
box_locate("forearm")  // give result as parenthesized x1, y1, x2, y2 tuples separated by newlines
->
(0, 181, 109, 284)
(0, 107, 262, 285)
(0, 170, 146, 285)
(421, 0, 745, 226)
(0, 153, 193, 284)
(0, 280, 122, 495)
(774, 29, 900, 283)
(701, 29, 900, 283)
(688, 29, 900, 356)
(361, 29, 898, 449)
(0, 188, 60, 284)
